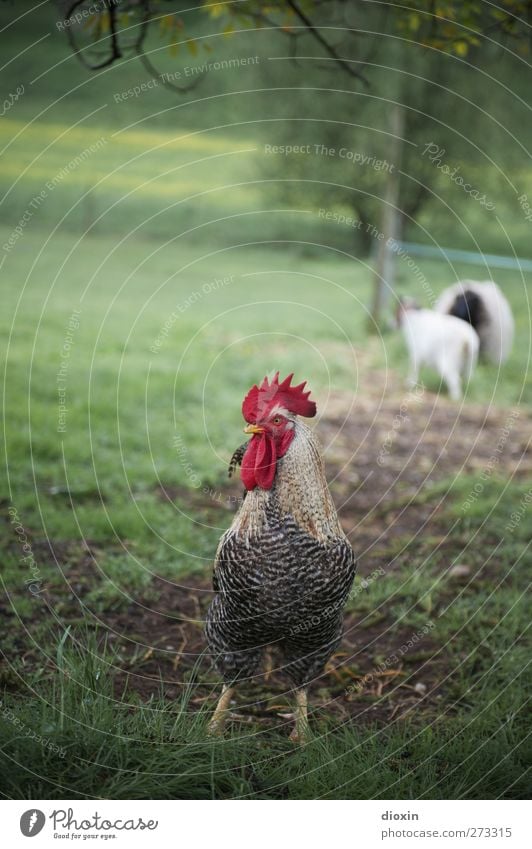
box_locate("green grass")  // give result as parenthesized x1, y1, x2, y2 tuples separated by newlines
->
(1, 1, 531, 800)
(1, 225, 531, 798)
(2, 225, 530, 547)
(1, 476, 529, 801)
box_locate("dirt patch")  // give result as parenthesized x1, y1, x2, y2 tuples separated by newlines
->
(322, 385, 530, 555)
(118, 387, 529, 728)
(107, 573, 445, 730)
(6, 382, 530, 732)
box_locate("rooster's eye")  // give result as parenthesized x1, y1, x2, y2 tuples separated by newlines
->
(272, 416, 282, 425)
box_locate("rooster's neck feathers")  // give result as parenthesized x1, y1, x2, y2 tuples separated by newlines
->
(228, 421, 344, 545)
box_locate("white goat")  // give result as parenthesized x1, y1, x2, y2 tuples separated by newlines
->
(435, 280, 514, 365)
(397, 300, 479, 401)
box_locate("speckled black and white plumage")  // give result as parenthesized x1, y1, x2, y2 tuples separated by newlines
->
(205, 419, 356, 689)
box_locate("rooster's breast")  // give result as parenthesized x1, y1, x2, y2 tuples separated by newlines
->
(212, 514, 356, 641)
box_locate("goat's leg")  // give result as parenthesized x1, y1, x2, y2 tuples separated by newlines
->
(406, 356, 420, 389)
(443, 368, 462, 401)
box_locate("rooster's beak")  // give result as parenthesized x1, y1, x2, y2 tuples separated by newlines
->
(244, 423, 264, 435)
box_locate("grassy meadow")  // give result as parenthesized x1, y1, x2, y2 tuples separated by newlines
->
(2, 224, 530, 798)
(1, 1, 531, 800)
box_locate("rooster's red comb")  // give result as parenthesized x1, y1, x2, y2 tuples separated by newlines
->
(242, 372, 316, 423)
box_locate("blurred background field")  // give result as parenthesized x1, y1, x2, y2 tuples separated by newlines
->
(3, 1, 532, 253)
(0, 1, 531, 799)
(3, 225, 529, 551)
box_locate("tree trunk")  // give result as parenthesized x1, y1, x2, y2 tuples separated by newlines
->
(368, 102, 405, 331)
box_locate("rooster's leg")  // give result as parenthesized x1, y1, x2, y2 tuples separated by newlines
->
(208, 684, 235, 735)
(289, 688, 309, 744)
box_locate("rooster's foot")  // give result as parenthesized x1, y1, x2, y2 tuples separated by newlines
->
(290, 688, 309, 744)
(208, 685, 234, 736)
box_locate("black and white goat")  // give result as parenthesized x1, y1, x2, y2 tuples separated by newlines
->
(397, 299, 479, 401)
(435, 280, 514, 365)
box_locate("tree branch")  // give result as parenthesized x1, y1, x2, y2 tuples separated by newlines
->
(284, 0, 369, 85)
(65, 0, 122, 70)
(134, 0, 202, 94)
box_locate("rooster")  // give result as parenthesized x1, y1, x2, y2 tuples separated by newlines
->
(205, 373, 356, 741)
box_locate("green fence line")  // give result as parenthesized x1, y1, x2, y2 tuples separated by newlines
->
(397, 241, 532, 273)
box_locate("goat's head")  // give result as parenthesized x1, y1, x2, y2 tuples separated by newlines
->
(394, 296, 420, 327)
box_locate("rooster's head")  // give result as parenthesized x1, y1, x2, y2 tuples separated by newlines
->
(240, 372, 316, 491)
